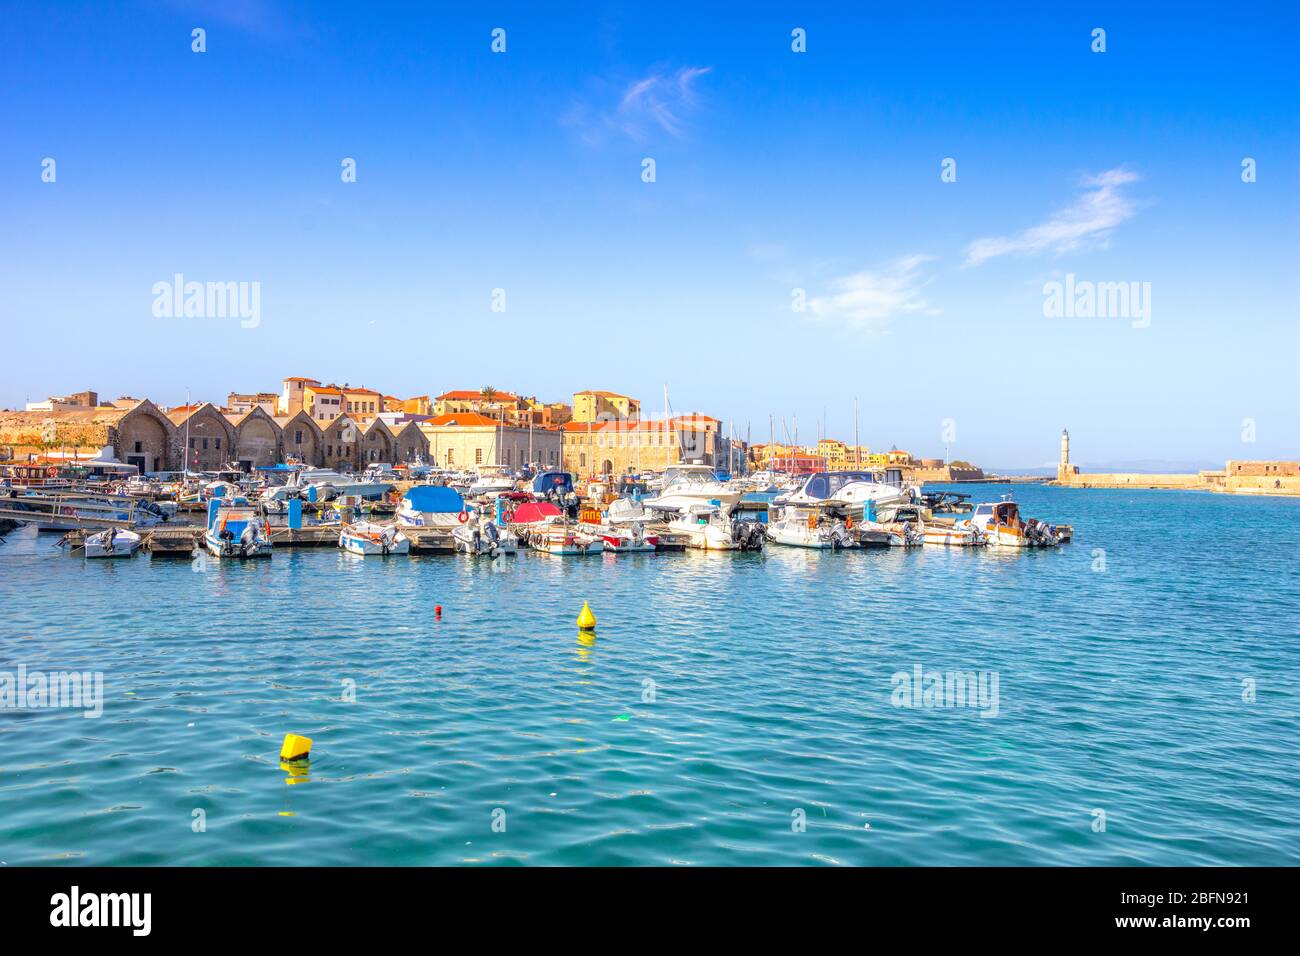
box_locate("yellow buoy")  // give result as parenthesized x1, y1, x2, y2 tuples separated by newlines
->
(576, 601, 597, 630)
(280, 733, 313, 762)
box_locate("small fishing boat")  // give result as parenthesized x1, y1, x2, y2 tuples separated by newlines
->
(605, 497, 652, 525)
(452, 513, 518, 556)
(766, 505, 856, 549)
(877, 503, 986, 547)
(666, 503, 764, 551)
(339, 520, 410, 556)
(965, 498, 1061, 548)
(526, 525, 604, 555)
(204, 498, 273, 558)
(591, 521, 659, 553)
(83, 527, 143, 558)
(395, 485, 468, 530)
(508, 500, 566, 532)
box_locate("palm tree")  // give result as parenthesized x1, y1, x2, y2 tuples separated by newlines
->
(479, 386, 500, 422)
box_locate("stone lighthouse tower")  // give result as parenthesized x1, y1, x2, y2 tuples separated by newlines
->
(1057, 428, 1078, 482)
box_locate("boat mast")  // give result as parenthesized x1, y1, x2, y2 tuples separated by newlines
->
(854, 397, 860, 469)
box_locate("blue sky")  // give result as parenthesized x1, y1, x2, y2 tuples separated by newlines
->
(2, 0, 1297, 466)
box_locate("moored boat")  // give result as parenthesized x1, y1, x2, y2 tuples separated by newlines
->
(526, 524, 604, 555)
(964, 498, 1061, 548)
(339, 520, 410, 556)
(452, 512, 518, 556)
(766, 504, 856, 549)
(83, 527, 143, 558)
(204, 498, 273, 558)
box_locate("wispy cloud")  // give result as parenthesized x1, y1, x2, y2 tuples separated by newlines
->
(964, 168, 1140, 267)
(805, 255, 935, 336)
(564, 66, 711, 144)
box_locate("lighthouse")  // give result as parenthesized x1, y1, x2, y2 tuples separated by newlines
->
(1057, 428, 1077, 481)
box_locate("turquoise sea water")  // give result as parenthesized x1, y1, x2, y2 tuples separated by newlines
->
(1, 484, 1297, 866)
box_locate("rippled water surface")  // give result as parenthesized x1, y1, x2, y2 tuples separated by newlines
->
(2, 484, 1297, 866)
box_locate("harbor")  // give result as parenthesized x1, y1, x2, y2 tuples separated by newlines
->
(2, 480, 1296, 867)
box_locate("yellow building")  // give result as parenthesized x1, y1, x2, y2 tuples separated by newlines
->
(300, 384, 383, 424)
(562, 414, 726, 477)
(572, 390, 640, 424)
(418, 412, 562, 470)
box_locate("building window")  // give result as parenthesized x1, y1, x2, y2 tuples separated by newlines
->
(475, 448, 483, 464)
(202, 438, 209, 450)
(215, 438, 220, 449)
(134, 441, 142, 452)
(580, 453, 586, 468)
(295, 430, 303, 445)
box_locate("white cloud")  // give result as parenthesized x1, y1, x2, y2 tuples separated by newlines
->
(565, 66, 711, 144)
(964, 168, 1140, 267)
(805, 255, 934, 336)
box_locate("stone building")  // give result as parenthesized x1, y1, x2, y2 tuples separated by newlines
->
(0, 399, 178, 472)
(560, 414, 729, 477)
(321, 415, 362, 470)
(418, 413, 562, 470)
(167, 403, 237, 471)
(359, 418, 396, 465)
(274, 410, 324, 466)
(226, 407, 282, 468)
(572, 390, 640, 424)
(391, 421, 431, 463)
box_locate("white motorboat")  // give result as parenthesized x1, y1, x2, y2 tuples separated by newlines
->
(262, 467, 392, 503)
(83, 527, 143, 558)
(588, 521, 659, 553)
(876, 503, 985, 547)
(339, 520, 410, 556)
(964, 498, 1060, 548)
(666, 503, 762, 551)
(452, 513, 518, 555)
(642, 464, 744, 515)
(605, 497, 651, 525)
(395, 485, 468, 530)
(525, 524, 603, 555)
(775, 469, 916, 510)
(466, 466, 516, 498)
(766, 505, 856, 549)
(204, 499, 273, 558)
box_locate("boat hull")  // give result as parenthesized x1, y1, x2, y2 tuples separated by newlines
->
(204, 533, 273, 559)
(84, 531, 143, 558)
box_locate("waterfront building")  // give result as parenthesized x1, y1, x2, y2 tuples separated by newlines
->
(560, 413, 729, 478)
(224, 406, 282, 469)
(226, 392, 279, 415)
(166, 403, 237, 471)
(418, 412, 562, 470)
(274, 410, 324, 465)
(0, 399, 175, 473)
(321, 414, 362, 470)
(24, 390, 99, 413)
(278, 376, 321, 416)
(572, 390, 640, 424)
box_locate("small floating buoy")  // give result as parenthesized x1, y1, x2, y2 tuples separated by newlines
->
(612, 714, 630, 722)
(576, 600, 597, 630)
(435, 604, 442, 620)
(279, 733, 312, 762)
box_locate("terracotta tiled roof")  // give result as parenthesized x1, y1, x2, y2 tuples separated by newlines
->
(424, 412, 501, 428)
(436, 390, 520, 402)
